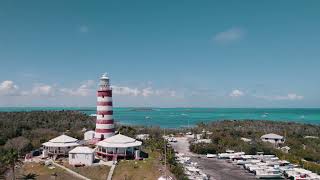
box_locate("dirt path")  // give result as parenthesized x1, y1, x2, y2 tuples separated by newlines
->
(170, 137, 256, 180)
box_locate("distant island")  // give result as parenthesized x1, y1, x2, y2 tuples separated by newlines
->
(129, 108, 155, 112)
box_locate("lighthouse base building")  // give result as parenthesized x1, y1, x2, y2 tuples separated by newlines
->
(96, 134, 142, 160)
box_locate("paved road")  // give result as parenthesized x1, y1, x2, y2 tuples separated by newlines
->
(170, 137, 256, 180)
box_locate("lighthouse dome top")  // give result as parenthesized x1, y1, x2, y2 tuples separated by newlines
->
(100, 73, 109, 80)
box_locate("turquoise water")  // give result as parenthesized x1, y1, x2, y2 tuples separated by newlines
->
(1, 107, 319, 128)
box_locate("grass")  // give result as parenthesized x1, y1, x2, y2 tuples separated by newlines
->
(16, 162, 81, 180)
(64, 163, 111, 180)
(112, 150, 162, 180)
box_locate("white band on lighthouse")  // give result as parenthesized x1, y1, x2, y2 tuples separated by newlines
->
(94, 73, 115, 140)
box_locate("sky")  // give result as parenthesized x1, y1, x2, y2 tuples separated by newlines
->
(0, 0, 319, 107)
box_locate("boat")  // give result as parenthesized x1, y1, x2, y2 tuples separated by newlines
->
(206, 154, 216, 158)
(255, 168, 283, 179)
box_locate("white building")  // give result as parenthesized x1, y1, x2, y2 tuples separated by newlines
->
(69, 146, 95, 166)
(261, 133, 285, 144)
(96, 134, 142, 161)
(194, 139, 212, 144)
(136, 134, 149, 140)
(84, 130, 95, 141)
(42, 135, 80, 157)
(241, 137, 252, 142)
(280, 146, 291, 153)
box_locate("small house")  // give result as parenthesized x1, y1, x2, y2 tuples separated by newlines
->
(261, 133, 285, 144)
(69, 146, 95, 166)
(42, 135, 80, 157)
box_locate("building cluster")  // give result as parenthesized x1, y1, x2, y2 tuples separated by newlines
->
(41, 73, 142, 166)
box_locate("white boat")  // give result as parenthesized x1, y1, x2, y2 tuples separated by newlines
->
(236, 160, 246, 165)
(248, 163, 267, 172)
(206, 154, 216, 158)
(186, 166, 200, 173)
(255, 168, 283, 179)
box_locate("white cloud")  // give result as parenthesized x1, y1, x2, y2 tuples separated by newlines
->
(0, 80, 19, 96)
(0, 80, 178, 101)
(286, 93, 304, 100)
(60, 80, 95, 96)
(255, 93, 304, 101)
(141, 87, 153, 97)
(111, 86, 140, 96)
(213, 27, 245, 43)
(230, 89, 244, 97)
(31, 84, 55, 96)
(79, 25, 89, 33)
(111, 85, 176, 98)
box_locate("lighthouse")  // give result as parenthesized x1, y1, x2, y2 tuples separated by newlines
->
(94, 73, 115, 140)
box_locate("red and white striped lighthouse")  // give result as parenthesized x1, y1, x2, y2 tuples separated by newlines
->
(94, 73, 115, 140)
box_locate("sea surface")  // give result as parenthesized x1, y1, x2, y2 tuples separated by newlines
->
(1, 107, 319, 128)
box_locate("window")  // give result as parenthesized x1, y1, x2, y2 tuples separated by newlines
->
(72, 154, 75, 159)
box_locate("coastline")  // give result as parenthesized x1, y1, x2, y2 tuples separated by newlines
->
(0, 107, 320, 128)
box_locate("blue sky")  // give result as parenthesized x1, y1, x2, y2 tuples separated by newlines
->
(0, 0, 319, 107)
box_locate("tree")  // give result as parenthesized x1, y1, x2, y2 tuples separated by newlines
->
(20, 173, 38, 180)
(4, 137, 32, 155)
(0, 149, 21, 180)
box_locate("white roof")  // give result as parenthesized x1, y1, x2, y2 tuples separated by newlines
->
(43, 142, 80, 147)
(69, 146, 95, 154)
(97, 134, 142, 148)
(42, 135, 80, 147)
(261, 133, 283, 139)
(281, 146, 291, 150)
(84, 130, 95, 134)
(49, 135, 78, 143)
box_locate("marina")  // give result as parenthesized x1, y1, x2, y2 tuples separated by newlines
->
(170, 136, 320, 180)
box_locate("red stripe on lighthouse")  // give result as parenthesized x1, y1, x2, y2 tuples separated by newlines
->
(97, 102, 113, 106)
(95, 128, 115, 133)
(97, 111, 113, 115)
(96, 119, 114, 124)
(97, 90, 112, 97)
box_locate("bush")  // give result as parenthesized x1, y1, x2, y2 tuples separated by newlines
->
(190, 143, 217, 154)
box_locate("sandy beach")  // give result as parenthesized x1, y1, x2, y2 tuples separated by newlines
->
(170, 137, 256, 180)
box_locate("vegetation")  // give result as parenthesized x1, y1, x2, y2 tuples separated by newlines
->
(0, 149, 21, 180)
(16, 162, 81, 180)
(0, 111, 186, 179)
(190, 120, 320, 174)
(112, 149, 162, 180)
(145, 134, 188, 179)
(20, 173, 38, 180)
(64, 162, 110, 180)
(119, 125, 188, 179)
(2, 111, 320, 177)
(0, 111, 95, 176)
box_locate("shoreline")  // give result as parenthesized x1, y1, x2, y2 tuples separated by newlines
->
(1, 108, 320, 127)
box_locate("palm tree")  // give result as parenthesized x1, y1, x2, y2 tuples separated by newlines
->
(1, 149, 21, 180)
(20, 173, 38, 180)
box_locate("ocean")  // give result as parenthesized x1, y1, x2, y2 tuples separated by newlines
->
(0, 107, 319, 128)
